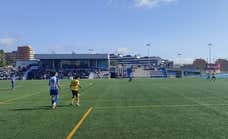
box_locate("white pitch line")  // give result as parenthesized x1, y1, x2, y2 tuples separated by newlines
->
(95, 103, 228, 110)
(0, 91, 42, 104)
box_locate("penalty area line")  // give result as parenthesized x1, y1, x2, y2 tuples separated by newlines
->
(66, 107, 93, 139)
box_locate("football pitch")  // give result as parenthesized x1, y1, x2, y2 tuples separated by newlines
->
(1, 78, 228, 139)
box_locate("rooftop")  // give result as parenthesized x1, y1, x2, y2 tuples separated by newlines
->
(35, 54, 109, 60)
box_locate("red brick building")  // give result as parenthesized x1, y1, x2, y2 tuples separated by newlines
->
(16, 46, 34, 60)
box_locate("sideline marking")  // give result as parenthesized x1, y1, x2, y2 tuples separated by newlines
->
(95, 103, 228, 110)
(66, 107, 93, 139)
(0, 102, 9, 105)
(0, 92, 42, 104)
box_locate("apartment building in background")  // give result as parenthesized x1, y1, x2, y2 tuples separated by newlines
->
(16, 46, 35, 60)
(5, 51, 17, 65)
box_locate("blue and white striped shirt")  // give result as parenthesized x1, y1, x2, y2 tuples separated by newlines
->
(49, 76, 59, 90)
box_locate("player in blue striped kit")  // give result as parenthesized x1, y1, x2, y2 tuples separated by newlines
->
(10, 75, 16, 90)
(49, 72, 60, 109)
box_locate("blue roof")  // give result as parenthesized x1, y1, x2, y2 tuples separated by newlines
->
(35, 54, 109, 60)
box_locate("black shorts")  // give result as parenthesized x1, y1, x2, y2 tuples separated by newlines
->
(72, 90, 79, 98)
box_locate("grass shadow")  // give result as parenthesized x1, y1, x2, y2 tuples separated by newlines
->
(9, 104, 71, 111)
(0, 88, 11, 91)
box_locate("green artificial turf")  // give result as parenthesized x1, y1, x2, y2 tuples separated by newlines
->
(1, 78, 228, 139)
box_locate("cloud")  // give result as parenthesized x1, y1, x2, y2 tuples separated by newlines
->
(173, 58, 193, 64)
(117, 47, 130, 55)
(134, 0, 176, 8)
(0, 38, 17, 47)
(47, 45, 81, 54)
(48, 45, 67, 53)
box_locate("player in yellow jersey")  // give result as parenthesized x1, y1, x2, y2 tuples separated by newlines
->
(211, 71, 216, 82)
(70, 76, 81, 106)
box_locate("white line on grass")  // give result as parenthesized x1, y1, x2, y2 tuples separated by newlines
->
(0, 91, 42, 104)
(95, 103, 228, 110)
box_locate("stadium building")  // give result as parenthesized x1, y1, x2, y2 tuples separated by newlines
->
(110, 54, 173, 68)
(19, 53, 110, 79)
(109, 54, 174, 78)
(35, 54, 109, 70)
(14, 51, 175, 79)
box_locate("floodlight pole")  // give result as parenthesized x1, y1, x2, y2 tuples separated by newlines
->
(88, 49, 95, 54)
(146, 43, 151, 66)
(77, 49, 80, 53)
(208, 43, 212, 64)
(178, 53, 182, 66)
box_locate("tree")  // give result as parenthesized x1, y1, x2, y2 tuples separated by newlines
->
(193, 59, 207, 71)
(215, 59, 228, 71)
(0, 50, 6, 67)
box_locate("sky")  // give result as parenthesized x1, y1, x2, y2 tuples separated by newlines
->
(0, 0, 228, 63)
